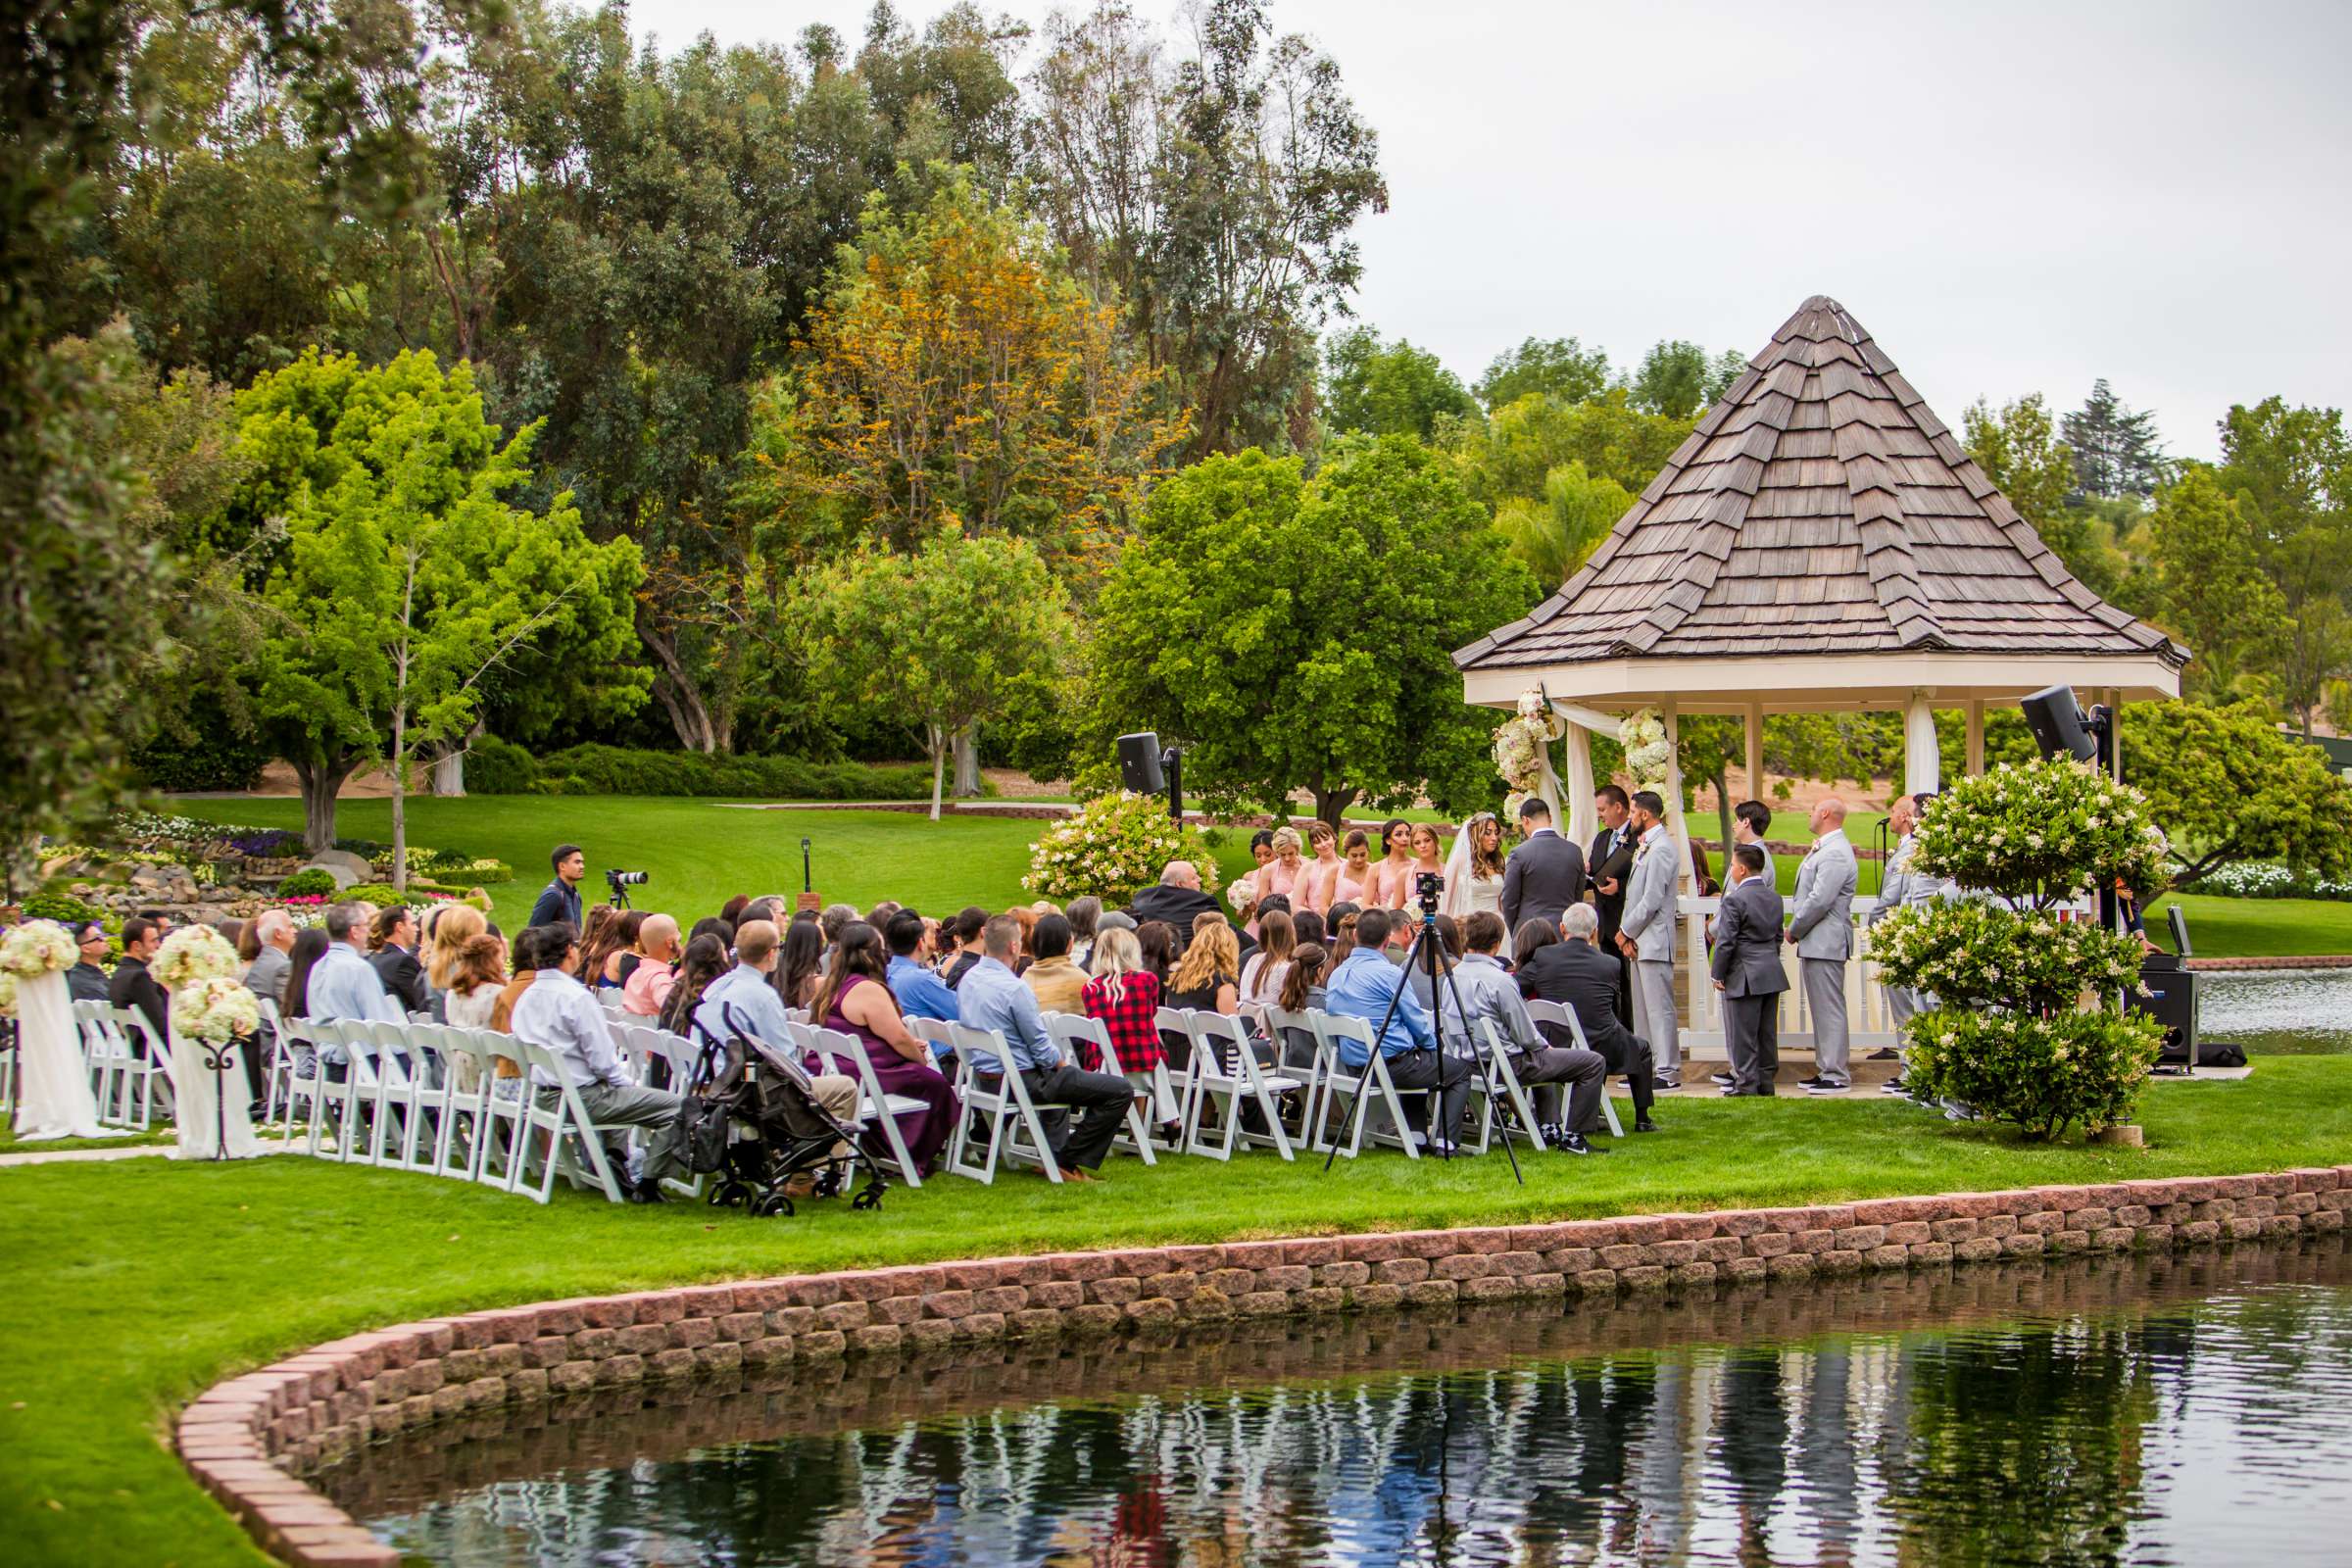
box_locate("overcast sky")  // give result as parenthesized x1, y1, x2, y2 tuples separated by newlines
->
(632, 0, 2351, 460)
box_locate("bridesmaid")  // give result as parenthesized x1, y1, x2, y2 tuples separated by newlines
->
(1364, 818, 1417, 908)
(1333, 829, 1374, 906)
(1407, 822, 1447, 904)
(1256, 826, 1308, 906)
(1296, 821, 1346, 913)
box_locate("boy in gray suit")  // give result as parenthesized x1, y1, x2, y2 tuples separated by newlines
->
(1616, 789, 1681, 1089)
(1787, 797, 1859, 1091)
(1711, 845, 1788, 1095)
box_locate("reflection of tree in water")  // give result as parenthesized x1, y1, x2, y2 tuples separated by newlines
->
(1883, 1318, 2163, 1567)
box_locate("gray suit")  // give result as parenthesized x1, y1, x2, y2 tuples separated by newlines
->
(1711, 875, 1788, 1094)
(1618, 825, 1680, 1074)
(1500, 828, 1586, 939)
(1789, 829, 1858, 1084)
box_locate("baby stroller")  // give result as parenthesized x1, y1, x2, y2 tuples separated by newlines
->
(692, 1004, 888, 1218)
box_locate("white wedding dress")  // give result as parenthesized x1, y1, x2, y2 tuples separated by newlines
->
(172, 1025, 264, 1160)
(11, 969, 119, 1141)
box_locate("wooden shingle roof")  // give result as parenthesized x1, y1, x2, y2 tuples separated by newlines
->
(1454, 296, 2189, 674)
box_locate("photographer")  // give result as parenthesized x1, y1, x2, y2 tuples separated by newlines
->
(529, 845, 587, 929)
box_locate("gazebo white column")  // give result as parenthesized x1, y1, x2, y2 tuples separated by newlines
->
(1903, 689, 1940, 795)
(1662, 701, 1693, 893)
(1743, 700, 1764, 803)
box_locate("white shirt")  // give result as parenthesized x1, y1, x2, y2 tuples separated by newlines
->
(512, 967, 626, 1090)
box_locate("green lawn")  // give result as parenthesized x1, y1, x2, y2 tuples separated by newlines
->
(6, 1056, 2352, 1567)
(2150, 893, 2352, 959)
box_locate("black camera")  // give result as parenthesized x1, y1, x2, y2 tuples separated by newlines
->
(1415, 870, 1444, 913)
(606, 869, 648, 890)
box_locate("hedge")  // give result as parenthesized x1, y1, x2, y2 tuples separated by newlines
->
(466, 741, 941, 802)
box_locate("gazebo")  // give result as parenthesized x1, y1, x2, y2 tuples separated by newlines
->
(1453, 295, 2187, 1050)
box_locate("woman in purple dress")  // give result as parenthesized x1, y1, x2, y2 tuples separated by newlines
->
(808, 921, 959, 1176)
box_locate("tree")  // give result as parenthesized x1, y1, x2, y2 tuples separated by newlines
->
(1025, 0, 1388, 458)
(2062, 379, 2166, 500)
(235, 350, 648, 859)
(791, 530, 1071, 820)
(1449, 387, 1692, 506)
(1089, 438, 1538, 826)
(1629, 340, 1746, 420)
(1493, 460, 1630, 586)
(1474, 336, 1610, 411)
(2120, 700, 2352, 885)
(1322, 326, 1477, 440)
(1965, 392, 2132, 600)
(2218, 397, 2352, 734)
(2145, 468, 2290, 704)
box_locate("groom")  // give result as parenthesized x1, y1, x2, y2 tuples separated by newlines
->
(1500, 796, 1586, 941)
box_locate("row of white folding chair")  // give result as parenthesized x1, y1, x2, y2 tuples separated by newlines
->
(1521, 1000, 1625, 1137)
(71, 999, 174, 1129)
(941, 1020, 1063, 1184)
(1041, 1013, 1158, 1165)
(1286, 1010, 1426, 1159)
(1149, 1007, 1307, 1162)
(787, 1020, 926, 1188)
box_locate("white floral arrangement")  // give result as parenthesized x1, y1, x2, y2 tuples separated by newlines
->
(172, 975, 261, 1043)
(0, 968, 18, 1018)
(1911, 756, 2163, 906)
(150, 924, 240, 989)
(1022, 791, 1223, 903)
(1619, 708, 1672, 793)
(0, 918, 78, 978)
(1490, 689, 1567, 817)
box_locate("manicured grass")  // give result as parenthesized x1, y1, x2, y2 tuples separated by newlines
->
(6, 1056, 2352, 1567)
(168, 797, 1260, 934)
(2149, 893, 2352, 959)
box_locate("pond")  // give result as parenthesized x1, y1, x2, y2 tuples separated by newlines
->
(332, 1235, 2352, 1567)
(2200, 966, 2352, 1055)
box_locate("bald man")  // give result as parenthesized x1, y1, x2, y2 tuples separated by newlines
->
(1787, 796, 1859, 1091)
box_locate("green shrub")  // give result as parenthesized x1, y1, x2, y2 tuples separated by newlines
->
(1022, 790, 1222, 903)
(465, 735, 540, 795)
(21, 892, 95, 924)
(276, 868, 339, 900)
(127, 700, 273, 792)
(517, 744, 942, 802)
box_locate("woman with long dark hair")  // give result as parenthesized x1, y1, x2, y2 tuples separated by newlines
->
(1135, 920, 1176, 984)
(773, 917, 825, 1011)
(659, 934, 733, 1038)
(808, 921, 958, 1176)
(1365, 818, 1417, 909)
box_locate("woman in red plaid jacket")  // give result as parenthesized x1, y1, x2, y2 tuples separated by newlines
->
(1083, 927, 1180, 1130)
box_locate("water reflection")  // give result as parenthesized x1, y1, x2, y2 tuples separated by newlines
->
(2199, 966, 2352, 1054)
(337, 1238, 2352, 1567)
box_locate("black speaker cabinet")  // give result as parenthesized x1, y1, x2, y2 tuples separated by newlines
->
(1117, 732, 1164, 794)
(2021, 684, 2097, 762)
(2130, 956, 2201, 1068)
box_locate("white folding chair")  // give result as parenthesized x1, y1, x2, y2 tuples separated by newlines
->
(943, 1021, 1061, 1184)
(1153, 1004, 1206, 1136)
(82, 1002, 171, 1129)
(800, 1025, 928, 1188)
(1175, 1011, 1303, 1161)
(470, 1030, 535, 1192)
(1464, 1018, 1546, 1153)
(1263, 1004, 1329, 1136)
(1044, 1013, 1157, 1165)
(392, 1021, 460, 1172)
(1524, 1000, 1625, 1136)
(1306, 1011, 1422, 1158)
(425, 1028, 493, 1180)
(513, 1039, 632, 1203)
(907, 1014, 956, 1066)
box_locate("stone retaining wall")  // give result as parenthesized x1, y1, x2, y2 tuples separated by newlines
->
(177, 1166, 2352, 1568)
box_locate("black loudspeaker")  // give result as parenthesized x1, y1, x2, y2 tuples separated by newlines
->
(2020, 685, 2098, 761)
(1117, 732, 1164, 794)
(2130, 954, 2202, 1068)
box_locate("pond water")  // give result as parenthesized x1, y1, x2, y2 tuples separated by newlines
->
(336, 1236, 2352, 1567)
(2199, 966, 2352, 1055)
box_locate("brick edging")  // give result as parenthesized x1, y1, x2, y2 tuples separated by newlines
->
(177, 1167, 2352, 1568)
(2185, 954, 2352, 970)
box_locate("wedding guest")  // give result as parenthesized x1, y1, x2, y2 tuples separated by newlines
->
(1365, 818, 1417, 908)
(309, 903, 402, 1075)
(884, 911, 959, 1024)
(725, 895, 758, 929)
(1293, 909, 1327, 952)
(581, 908, 644, 991)
(1519, 906, 1660, 1133)
(1084, 926, 1176, 1128)
(798, 920, 957, 1174)
(440, 936, 509, 1092)
(658, 933, 732, 1040)
(959, 915, 1133, 1183)
(1239, 909, 1296, 1019)
(570, 906, 618, 981)
(1272, 943, 1330, 1069)
(1443, 910, 1605, 1152)
(1136, 919, 1176, 984)
(421, 904, 488, 1018)
(1324, 907, 1471, 1152)
(368, 905, 430, 1014)
(818, 901, 858, 948)
(619, 913, 681, 1017)
(107, 917, 170, 1053)
(1128, 860, 1222, 945)
(942, 906, 989, 989)
(774, 916, 827, 1011)
(1023, 914, 1090, 1016)
(67, 920, 113, 1004)
(511, 923, 685, 1203)
(1006, 905, 1038, 973)
(280, 927, 333, 1081)
(1166, 916, 1241, 1016)
(1065, 897, 1103, 968)
(1328, 904, 1361, 965)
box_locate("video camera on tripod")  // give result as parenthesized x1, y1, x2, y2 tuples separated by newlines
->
(605, 867, 649, 907)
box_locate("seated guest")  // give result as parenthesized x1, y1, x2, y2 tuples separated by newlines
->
(1272, 944, 1329, 1070)
(1023, 914, 1089, 1016)
(1239, 909, 1296, 1019)
(240, 909, 298, 1102)
(581, 908, 644, 992)
(1007, 905, 1038, 973)
(1127, 860, 1222, 949)
(942, 906, 989, 989)
(368, 904, 430, 1014)
(721, 895, 754, 929)
(686, 915, 735, 952)
(1135, 919, 1175, 984)
(774, 917, 825, 1011)
(805, 920, 957, 1176)
(1083, 927, 1175, 1127)
(1166, 915, 1241, 1016)
(108, 916, 171, 1053)
(691, 919, 858, 1124)
(1517, 907, 1660, 1133)
(1443, 911, 1606, 1153)
(1404, 913, 1461, 1010)
(1323, 907, 1472, 1152)
(818, 902, 858, 951)
(439, 936, 509, 1092)
(422, 904, 487, 1017)
(658, 934, 733, 1040)
(885, 911, 958, 1027)
(620, 913, 681, 1017)
(959, 914, 1133, 1183)
(510, 923, 685, 1203)
(67, 920, 113, 1004)
(310, 902, 404, 1074)
(1292, 908, 1326, 953)
(280, 928, 333, 1079)
(572, 906, 619, 979)
(1065, 897, 1102, 968)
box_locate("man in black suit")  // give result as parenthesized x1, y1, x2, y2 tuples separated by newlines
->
(368, 904, 430, 1014)
(1517, 905, 1658, 1131)
(1500, 796, 1586, 940)
(1588, 783, 1637, 1025)
(108, 916, 171, 1056)
(1710, 844, 1788, 1096)
(1126, 859, 1223, 952)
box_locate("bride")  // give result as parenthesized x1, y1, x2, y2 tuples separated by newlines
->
(4, 920, 119, 1141)
(1440, 811, 1507, 922)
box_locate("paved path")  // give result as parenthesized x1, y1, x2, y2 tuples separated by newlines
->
(0, 1137, 297, 1168)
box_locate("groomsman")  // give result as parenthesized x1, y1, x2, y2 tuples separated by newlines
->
(1866, 793, 1921, 1060)
(1616, 790, 1681, 1090)
(1588, 785, 1636, 1025)
(1711, 845, 1787, 1095)
(1787, 797, 1858, 1092)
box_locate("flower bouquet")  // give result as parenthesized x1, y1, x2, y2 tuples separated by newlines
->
(1619, 708, 1672, 794)
(172, 975, 262, 1043)
(0, 919, 78, 979)
(150, 924, 239, 988)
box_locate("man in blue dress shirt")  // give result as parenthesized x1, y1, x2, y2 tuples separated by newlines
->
(884, 912, 960, 1025)
(957, 915, 1129, 1181)
(1323, 907, 1473, 1152)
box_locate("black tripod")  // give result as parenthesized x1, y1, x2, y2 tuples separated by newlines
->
(1319, 903, 1524, 1186)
